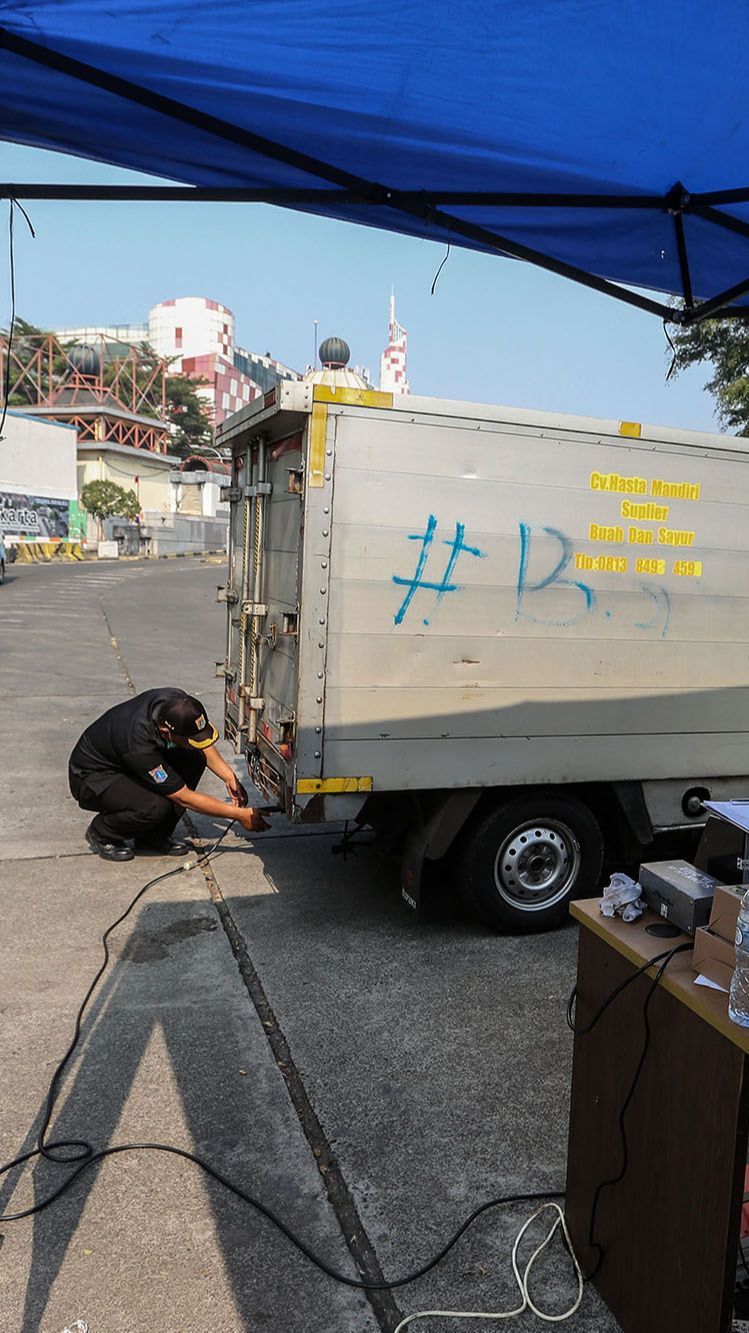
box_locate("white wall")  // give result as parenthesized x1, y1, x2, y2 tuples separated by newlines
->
(169, 470, 229, 519)
(149, 297, 235, 363)
(0, 412, 77, 499)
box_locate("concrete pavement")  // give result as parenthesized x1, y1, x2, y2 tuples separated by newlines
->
(0, 558, 618, 1332)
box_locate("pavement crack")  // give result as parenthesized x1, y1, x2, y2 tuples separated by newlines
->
(192, 836, 403, 1333)
(100, 603, 136, 696)
(71, 606, 397, 1327)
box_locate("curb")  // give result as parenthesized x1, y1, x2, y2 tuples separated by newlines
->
(156, 549, 226, 560)
(14, 547, 227, 565)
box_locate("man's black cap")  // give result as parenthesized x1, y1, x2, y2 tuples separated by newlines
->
(158, 694, 218, 750)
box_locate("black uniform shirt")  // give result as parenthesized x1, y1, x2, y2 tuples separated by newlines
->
(69, 688, 190, 797)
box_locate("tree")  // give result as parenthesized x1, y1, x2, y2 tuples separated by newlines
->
(670, 319, 749, 435)
(81, 480, 141, 522)
(165, 371, 214, 456)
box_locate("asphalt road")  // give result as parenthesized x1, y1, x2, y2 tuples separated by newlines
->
(0, 557, 619, 1333)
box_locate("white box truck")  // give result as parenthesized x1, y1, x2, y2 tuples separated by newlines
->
(217, 372, 749, 931)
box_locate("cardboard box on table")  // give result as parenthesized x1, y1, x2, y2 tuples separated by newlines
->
(693, 885, 745, 990)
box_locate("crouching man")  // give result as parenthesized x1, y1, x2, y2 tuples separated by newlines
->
(69, 687, 267, 861)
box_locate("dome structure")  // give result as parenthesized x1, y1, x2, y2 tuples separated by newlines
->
(303, 335, 369, 390)
(319, 336, 350, 368)
(67, 342, 100, 376)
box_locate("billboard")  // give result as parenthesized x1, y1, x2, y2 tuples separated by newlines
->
(0, 491, 71, 539)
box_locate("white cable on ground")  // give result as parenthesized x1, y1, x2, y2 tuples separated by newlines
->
(394, 1202, 584, 1332)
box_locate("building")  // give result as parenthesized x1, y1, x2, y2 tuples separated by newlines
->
(56, 297, 301, 429)
(76, 442, 229, 555)
(379, 293, 410, 395)
(0, 411, 80, 548)
(76, 440, 177, 522)
(148, 297, 299, 424)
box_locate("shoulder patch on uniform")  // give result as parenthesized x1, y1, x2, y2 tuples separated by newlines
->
(149, 766, 169, 784)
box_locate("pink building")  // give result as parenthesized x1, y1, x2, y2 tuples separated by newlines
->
(149, 296, 299, 425)
(379, 293, 410, 395)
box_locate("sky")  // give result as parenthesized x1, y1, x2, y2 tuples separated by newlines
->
(1, 141, 722, 434)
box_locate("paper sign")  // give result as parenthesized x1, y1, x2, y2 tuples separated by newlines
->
(703, 801, 749, 837)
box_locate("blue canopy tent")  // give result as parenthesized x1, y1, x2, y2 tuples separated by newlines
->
(1, 1, 748, 324)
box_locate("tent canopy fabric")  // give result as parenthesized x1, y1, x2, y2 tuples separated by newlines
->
(2, 1, 749, 323)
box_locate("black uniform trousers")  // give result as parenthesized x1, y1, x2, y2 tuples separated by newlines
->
(72, 748, 207, 844)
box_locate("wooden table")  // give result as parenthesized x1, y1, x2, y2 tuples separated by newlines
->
(566, 899, 749, 1333)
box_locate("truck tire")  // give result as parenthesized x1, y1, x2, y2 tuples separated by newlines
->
(457, 793, 604, 933)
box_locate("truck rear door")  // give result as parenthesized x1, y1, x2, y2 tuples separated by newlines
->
(221, 397, 308, 807)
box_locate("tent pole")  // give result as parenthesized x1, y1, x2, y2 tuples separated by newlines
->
(682, 274, 749, 324)
(0, 184, 356, 204)
(691, 203, 749, 244)
(0, 183, 668, 207)
(673, 214, 694, 309)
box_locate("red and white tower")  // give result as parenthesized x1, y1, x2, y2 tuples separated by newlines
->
(379, 292, 410, 395)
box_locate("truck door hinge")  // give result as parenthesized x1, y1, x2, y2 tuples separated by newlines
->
(220, 486, 242, 502)
(216, 585, 239, 604)
(239, 686, 265, 709)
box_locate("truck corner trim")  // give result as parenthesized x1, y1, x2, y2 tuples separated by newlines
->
(297, 777, 374, 794)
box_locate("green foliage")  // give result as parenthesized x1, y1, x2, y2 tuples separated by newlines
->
(81, 480, 141, 522)
(165, 372, 214, 456)
(671, 319, 749, 435)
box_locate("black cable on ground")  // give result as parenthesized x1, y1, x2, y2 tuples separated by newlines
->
(0, 826, 564, 1294)
(0, 832, 695, 1297)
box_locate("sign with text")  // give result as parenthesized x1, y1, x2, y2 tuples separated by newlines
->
(0, 492, 70, 539)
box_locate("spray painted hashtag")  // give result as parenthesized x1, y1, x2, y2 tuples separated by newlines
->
(392, 514, 485, 626)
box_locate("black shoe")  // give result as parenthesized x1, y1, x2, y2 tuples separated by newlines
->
(134, 837, 192, 857)
(85, 823, 134, 862)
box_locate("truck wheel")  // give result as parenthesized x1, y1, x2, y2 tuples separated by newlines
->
(458, 794, 603, 933)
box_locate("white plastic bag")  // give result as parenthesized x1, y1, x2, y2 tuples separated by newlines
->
(600, 871, 644, 922)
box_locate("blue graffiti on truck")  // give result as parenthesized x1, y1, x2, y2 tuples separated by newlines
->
(634, 583, 671, 638)
(392, 516, 671, 637)
(392, 514, 486, 625)
(516, 523, 596, 626)
(517, 521, 671, 638)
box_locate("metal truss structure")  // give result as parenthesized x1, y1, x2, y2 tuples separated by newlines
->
(1, 330, 171, 453)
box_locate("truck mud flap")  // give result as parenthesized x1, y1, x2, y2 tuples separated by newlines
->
(400, 829, 428, 915)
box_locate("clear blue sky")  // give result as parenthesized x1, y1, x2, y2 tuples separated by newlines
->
(1, 142, 720, 433)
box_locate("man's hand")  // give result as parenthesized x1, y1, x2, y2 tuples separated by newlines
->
(225, 772, 249, 807)
(235, 806, 271, 833)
